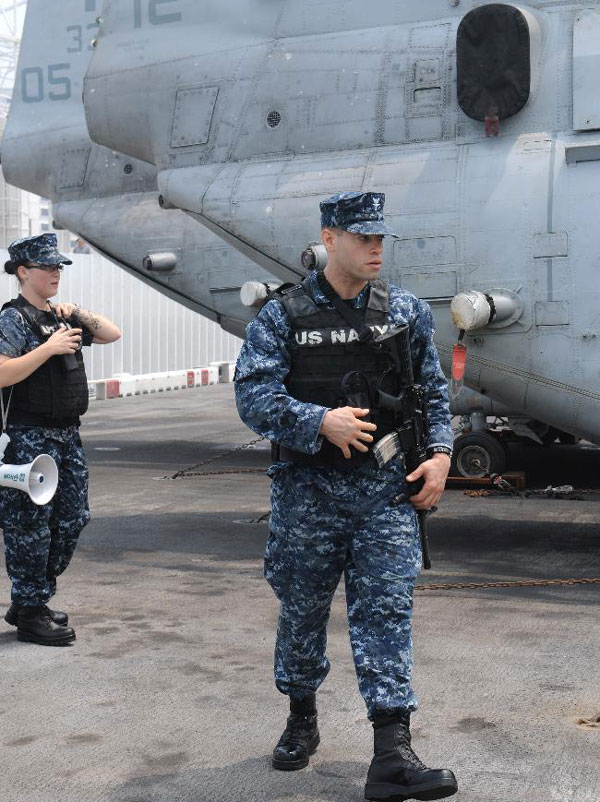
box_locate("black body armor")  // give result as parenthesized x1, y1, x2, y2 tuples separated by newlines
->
(1, 296, 89, 427)
(277, 278, 402, 471)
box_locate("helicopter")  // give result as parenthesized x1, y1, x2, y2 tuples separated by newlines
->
(3, 0, 600, 476)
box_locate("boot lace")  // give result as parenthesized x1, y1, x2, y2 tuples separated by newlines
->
(394, 728, 429, 771)
(278, 714, 317, 749)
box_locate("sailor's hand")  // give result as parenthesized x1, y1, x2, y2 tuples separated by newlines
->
(320, 407, 377, 459)
(43, 326, 83, 356)
(406, 453, 451, 509)
(50, 302, 79, 320)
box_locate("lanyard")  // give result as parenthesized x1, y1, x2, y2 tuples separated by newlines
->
(1, 386, 13, 433)
(0, 387, 13, 461)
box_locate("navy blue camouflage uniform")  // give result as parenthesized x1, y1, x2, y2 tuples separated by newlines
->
(235, 231, 453, 718)
(0, 235, 91, 608)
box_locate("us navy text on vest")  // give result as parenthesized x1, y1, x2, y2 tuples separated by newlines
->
(294, 324, 390, 346)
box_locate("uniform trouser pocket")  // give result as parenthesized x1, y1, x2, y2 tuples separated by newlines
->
(264, 530, 290, 600)
(47, 430, 90, 583)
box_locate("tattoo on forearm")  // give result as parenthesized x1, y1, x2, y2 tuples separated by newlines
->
(73, 306, 102, 331)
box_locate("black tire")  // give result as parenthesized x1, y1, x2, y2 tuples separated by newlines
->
(451, 431, 507, 478)
(558, 431, 579, 445)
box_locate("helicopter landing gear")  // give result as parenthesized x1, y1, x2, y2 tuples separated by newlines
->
(451, 431, 507, 478)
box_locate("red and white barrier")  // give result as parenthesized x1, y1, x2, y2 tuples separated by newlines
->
(94, 378, 121, 400)
(193, 366, 220, 386)
(88, 363, 232, 401)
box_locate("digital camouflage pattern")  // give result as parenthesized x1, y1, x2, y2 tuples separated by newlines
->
(0, 424, 89, 606)
(235, 269, 453, 718)
(266, 462, 419, 717)
(320, 191, 398, 237)
(8, 233, 72, 266)
(0, 299, 90, 608)
(0, 306, 40, 358)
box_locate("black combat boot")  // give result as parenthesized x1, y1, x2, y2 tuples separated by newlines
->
(16, 606, 76, 646)
(5, 602, 68, 627)
(272, 694, 320, 771)
(365, 711, 458, 801)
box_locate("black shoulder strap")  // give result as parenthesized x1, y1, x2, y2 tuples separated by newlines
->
(315, 271, 374, 343)
(367, 279, 389, 314)
(276, 279, 320, 322)
(2, 296, 60, 342)
(6, 296, 46, 335)
(1, 296, 21, 313)
(268, 282, 302, 301)
(2, 296, 34, 329)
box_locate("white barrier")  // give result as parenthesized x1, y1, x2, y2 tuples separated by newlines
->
(88, 363, 232, 401)
(210, 361, 236, 383)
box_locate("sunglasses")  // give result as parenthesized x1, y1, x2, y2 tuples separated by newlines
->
(25, 263, 64, 273)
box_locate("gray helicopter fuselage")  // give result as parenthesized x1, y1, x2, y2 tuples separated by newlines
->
(3, 1, 600, 441)
(1, 0, 281, 337)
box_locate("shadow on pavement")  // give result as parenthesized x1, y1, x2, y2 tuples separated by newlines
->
(75, 509, 600, 608)
(109, 757, 369, 802)
(86, 439, 272, 470)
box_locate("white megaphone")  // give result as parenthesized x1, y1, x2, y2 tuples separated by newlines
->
(0, 434, 59, 505)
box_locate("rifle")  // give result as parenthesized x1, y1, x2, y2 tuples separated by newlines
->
(370, 326, 433, 570)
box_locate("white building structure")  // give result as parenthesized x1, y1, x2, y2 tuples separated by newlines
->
(0, 250, 241, 380)
(0, 0, 25, 116)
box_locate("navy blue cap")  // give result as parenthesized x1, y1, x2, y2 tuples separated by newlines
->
(320, 191, 397, 236)
(8, 233, 72, 266)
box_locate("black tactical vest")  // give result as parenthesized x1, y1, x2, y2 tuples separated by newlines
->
(1, 296, 89, 427)
(278, 278, 398, 471)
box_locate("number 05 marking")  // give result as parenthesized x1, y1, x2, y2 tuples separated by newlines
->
(21, 64, 72, 103)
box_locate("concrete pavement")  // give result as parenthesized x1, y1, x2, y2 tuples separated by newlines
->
(1, 384, 598, 802)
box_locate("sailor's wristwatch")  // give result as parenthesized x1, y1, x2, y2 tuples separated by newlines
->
(426, 446, 452, 459)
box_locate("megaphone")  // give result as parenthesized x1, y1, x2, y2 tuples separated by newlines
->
(0, 454, 59, 505)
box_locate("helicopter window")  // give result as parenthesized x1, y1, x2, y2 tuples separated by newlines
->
(457, 4, 531, 121)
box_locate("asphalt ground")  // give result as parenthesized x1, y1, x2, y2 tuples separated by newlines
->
(1, 384, 598, 802)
